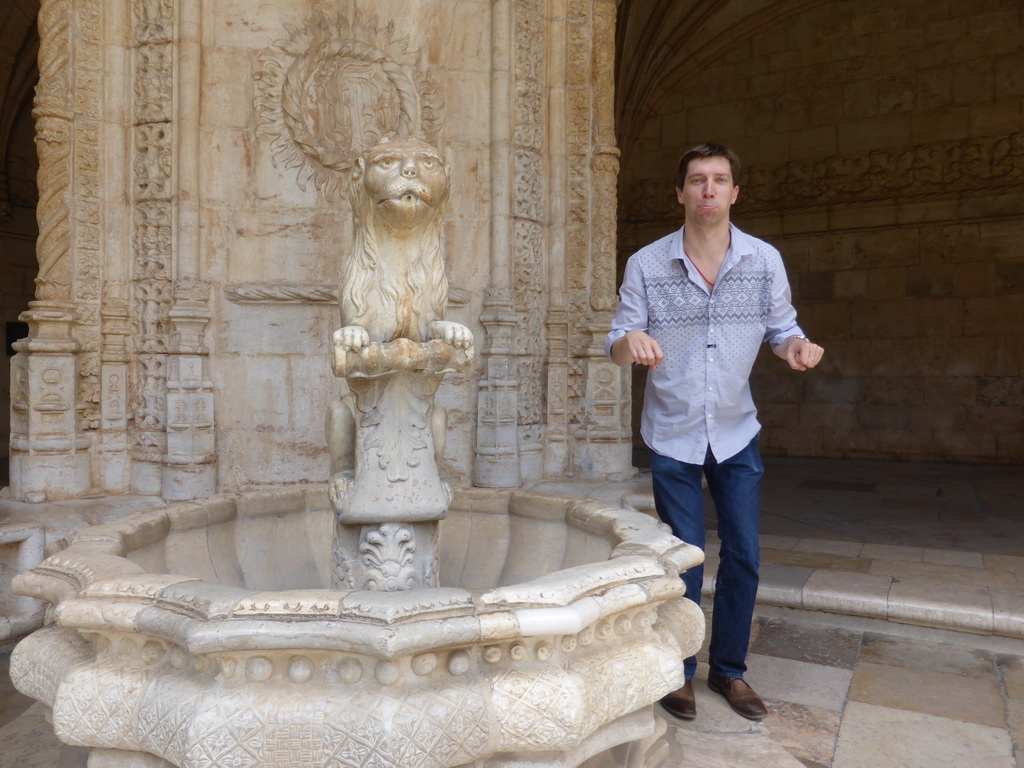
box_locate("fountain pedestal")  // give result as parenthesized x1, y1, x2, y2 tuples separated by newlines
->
(329, 338, 473, 590)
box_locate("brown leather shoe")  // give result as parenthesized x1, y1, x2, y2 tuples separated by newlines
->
(706, 673, 768, 720)
(660, 680, 696, 720)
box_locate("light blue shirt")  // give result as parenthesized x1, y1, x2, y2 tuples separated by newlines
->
(605, 224, 804, 464)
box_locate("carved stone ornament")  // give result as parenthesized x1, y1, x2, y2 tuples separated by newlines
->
(624, 131, 1024, 226)
(359, 522, 420, 591)
(255, 11, 443, 199)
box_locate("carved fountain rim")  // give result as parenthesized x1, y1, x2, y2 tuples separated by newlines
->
(15, 485, 703, 659)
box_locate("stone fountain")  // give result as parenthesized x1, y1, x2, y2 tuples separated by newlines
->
(9, 139, 704, 768)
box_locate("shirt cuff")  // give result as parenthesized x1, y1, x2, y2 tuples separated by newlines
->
(769, 329, 806, 347)
(604, 328, 627, 358)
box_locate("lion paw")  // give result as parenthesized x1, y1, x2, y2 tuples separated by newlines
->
(429, 321, 474, 349)
(334, 326, 370, 352)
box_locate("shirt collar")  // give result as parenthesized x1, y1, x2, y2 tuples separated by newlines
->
(670, 223, 753, 261)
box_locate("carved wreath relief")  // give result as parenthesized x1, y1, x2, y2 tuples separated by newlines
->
(256, 11, 443, 200)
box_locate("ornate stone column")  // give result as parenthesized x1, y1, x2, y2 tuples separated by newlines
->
(162, 283, 216, 500)
(474, 0, 522, 488)
(475, 290, 522, 487)
(568, 2, 633, 479)
(8, 304, 91, 501)
(98, 294, 131, 492)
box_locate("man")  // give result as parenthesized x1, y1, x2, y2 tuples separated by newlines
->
(606, 143, 824, 721)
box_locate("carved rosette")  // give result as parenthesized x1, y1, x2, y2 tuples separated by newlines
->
(256, 12, 443, 200)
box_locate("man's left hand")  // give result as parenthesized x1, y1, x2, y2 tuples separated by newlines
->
(776, 336, 825, 371)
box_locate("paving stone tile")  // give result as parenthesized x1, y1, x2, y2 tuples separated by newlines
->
(849, 661, 1005, 728)
(663, 724, 805, 768)
(832, 701, 1015, 768)
(760, 534, 800, 551)
(792, 538, 863, 558)
(750, 618, 862, 670)
(923, 548, 986, 568)
(0, 702, 87, 768)
(745, 653, 853, 711)
(0, 652, 34, 731)
(762, 700, 840, 767)
(1008, 699, 1023, 764)
(999, 655, 1024, 700)
(673, 674, 770, 736)
(986, 553, 1024, 575)
(858, 632, 996, 679)
(868, 559, 1019, 590)
(761, 548, 872, 573)
(860, 543, 924, 561)
(801, 569, 891, 619)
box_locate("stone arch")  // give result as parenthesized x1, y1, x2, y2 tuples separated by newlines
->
(615, 0, 1024, 464)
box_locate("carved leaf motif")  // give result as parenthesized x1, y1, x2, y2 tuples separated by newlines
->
(359, 523, 420, 591)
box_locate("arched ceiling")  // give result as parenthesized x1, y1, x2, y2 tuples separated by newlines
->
(615, 0, 833, 168)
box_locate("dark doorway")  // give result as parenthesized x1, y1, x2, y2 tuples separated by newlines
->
(1, 4, 41, 488)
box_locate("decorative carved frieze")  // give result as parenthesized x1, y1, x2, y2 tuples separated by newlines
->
(510, 0, 547, 479)
(129, 0, 176, 488)
(624, 132, 1024, 226)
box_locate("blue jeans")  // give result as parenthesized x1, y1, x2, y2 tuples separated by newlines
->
(650, 437, 763, 680)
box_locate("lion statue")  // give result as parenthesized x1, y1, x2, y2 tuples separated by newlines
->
(328, 137, 471, 477)
(333, 137, 472, 351)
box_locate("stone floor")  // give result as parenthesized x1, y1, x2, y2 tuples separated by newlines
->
(1, 456, 1023, 767)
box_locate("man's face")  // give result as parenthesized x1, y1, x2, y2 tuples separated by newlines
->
(675, 156, 739, 227)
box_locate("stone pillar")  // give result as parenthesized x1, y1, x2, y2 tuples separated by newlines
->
(474, 291, 521, 488)
(574, 319, 633, 479)
(162, 290, 216, 500)
(98, 297, 131, 493)
(8, 303, 91, 502)
(543, 304, 570, 476)
(330, 339, 471, 591)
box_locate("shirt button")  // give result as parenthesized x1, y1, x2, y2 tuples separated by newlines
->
(708, 386, 713, 391)
(708, 357, 714, 362)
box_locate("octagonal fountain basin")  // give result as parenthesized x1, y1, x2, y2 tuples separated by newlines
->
(11, 487, 704, 768)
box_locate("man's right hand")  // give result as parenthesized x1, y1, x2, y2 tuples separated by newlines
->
(611, 330, 665, 370)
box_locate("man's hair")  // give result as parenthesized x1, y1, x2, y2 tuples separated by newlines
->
(676, 143, 741, 188)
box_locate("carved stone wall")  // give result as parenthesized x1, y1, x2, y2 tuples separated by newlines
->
(9, 0, 633, 500)
(617, 0, 1024, 463)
